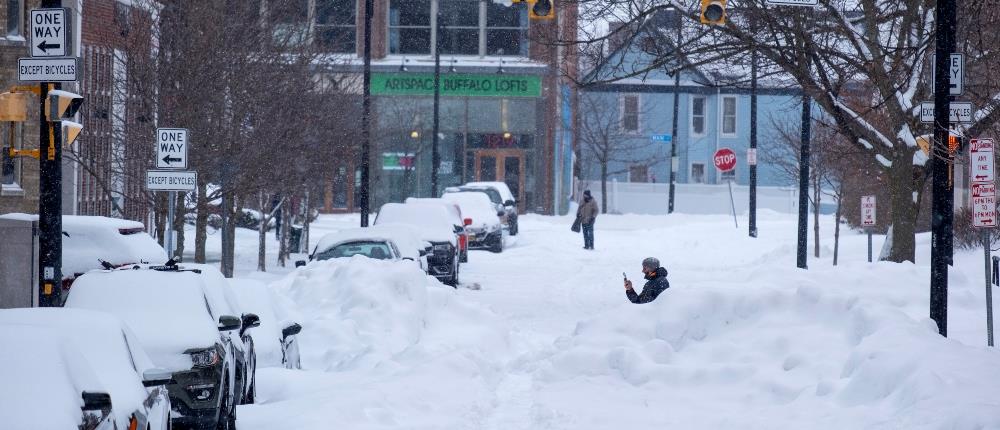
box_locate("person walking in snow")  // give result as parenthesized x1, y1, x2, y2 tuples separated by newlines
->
(625, 257, 670, 304)
(576, 190, 599, 249)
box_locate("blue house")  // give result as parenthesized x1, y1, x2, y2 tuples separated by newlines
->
(578, 12, 806, 197)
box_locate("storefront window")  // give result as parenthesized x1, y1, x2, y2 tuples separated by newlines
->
(316, 0, 356, 53)
(389, 0, 432, 54)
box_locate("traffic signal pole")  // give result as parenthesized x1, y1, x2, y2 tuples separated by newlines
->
(431, 9, 441, 198)
(930, 0, 957, 336)
(38, 82, 62, 306)
(359, 0, 373, 227)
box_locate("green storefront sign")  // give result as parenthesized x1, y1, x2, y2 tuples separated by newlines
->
(372, 73, 541, 98)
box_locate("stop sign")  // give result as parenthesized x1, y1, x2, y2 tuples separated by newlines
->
(714, 148, 737, 172)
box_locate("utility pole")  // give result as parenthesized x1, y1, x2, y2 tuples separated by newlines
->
(359, 0, 374, 227)
(748, 31, 758, 238)
(37, 0, 63, 307)
(796, 93, 810, 269)
(430, 9, 442, 198)
(667, 11, 682, 213)
(930, 0, 956, 336)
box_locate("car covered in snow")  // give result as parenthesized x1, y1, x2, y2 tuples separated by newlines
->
(446, 181, 519, 235)
(227, 278, 305, 370)
(308, 227, 407, 262)
(441, 191, 504, 253)
(405, 197, 470, 262)
(375, 203, 461, 286)
(0, 308, 172, 430)
(64, 267, 243, 430)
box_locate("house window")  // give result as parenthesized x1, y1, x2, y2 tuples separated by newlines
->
(6, 0, 21, 37)
(389, 0, 432, 54)
(622, 94, 639, 133)
(691, 163, 705, 183)
(390, 0, 527, 56)
(316, 0, 356, 53)
(691, 96, 706, 136)
(2, 123, 22, 189)
(722, 95, 737, 136)
(629, 165, 649, 183)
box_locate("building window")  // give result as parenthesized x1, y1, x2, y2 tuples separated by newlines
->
(316, 0, 356, 53)
(691, 162, 705, 183)
(629, 165, 648, 183)
(389, 0, 432, 54)
(486, 0, 527, 56)
(691, 96, 706, 136)
(721, 95, 737, 136)
(2, 123, 22, 188)
(621, 94, 639, 133)
(390, 0, 527, 56)
(6, 0, 21, 38)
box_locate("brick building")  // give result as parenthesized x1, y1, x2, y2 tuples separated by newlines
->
(0, 0, 42, 215)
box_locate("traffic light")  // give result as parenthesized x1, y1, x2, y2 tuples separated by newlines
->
(512, 0, 554, 20)
(0, 91, 28, 122)
(700, 0, 726, 25)
(948, 134, 959, 154)
(45, 89, 83, 121)
(62, 120, 82, 147)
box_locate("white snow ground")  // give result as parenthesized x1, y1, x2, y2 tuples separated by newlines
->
(205, 211, 1000, 429)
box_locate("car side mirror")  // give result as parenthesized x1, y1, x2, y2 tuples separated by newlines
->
(504, 199, 515, 207)
(295, 260, 306, 268)
(463, 218, 472, 226)
(282, 322, 302, 339)
(81, 391, 112, 412)
(141, 368, 174, 387)
(240, 313, 261, 335)
(218, 315, 241, 332)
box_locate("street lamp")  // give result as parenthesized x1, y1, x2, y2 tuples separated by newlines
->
(430, 10, 443, 198)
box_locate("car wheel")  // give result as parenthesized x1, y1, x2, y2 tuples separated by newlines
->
(459, 249, 468, 263)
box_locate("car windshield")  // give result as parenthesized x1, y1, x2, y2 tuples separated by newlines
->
(315, 241, 393, 261)
(457, 187, 502, 204)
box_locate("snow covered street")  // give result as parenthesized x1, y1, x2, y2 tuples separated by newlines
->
(233, 212, 1000, 429)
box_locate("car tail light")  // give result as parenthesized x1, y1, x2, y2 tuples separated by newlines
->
(128, 415, 138, 430)
(459, 234, 467, 250)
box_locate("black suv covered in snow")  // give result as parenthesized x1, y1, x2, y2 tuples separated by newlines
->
(375, 203, 461, 286)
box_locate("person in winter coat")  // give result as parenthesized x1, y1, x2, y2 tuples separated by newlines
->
(576, 190, 599, 249)
(625, 257, 670, 304)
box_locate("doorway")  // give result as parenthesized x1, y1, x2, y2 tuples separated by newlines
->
(473, 149, 525, 212)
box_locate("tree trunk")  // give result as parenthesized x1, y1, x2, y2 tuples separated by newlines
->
(302, 189, 311, 254)
(600, 161, 608, 214)
(195, 181, 208, 263)
(257, 211, 268, 272)
(173, 192, 186, 261)
(279, 203, 292, 267)
(883, 150, 917, 262)
(813, 174, 820, 258)
(833, 190, 842, 266)
(221, 195, 240, 278)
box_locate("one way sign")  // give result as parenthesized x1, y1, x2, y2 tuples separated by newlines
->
(30, 9, 67, 57)
(156, 128, 188, 170)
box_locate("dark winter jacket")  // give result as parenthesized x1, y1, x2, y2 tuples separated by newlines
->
(626, 267, 669, 304)
(577, 197, 599, 225)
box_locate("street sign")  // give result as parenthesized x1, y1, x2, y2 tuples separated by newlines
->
(931, 53, 964, 96)
(747, 148, 757, 166)
(919, 101, 973, 124)
(713, 148, 736, 172)
(651, 134, 672, 143)
(972, 183, 997, 228)
(765, 0, 818, 6)
(29, 8, 67, 57)
(970, 138, 995, 183)
(861, 195, 876, 227)
(156, 128, 188, 169)
(17, 57, 77, 82)
(146, 171, 197, 192)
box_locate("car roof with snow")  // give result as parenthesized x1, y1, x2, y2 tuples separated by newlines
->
(441, 192, 501, 229)
(0, 326, 107, 429)
(462, 182, 515, 202)
(404, 198, 463, 224)
(361, 223, 431, 260)
(374, 203, 457, 244)
(313, 227, 403, 256)
(0, 308, 156, 428)
(64, 268, 221, 371)
(0, 214, 168, 278)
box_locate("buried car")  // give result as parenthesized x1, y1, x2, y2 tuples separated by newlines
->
(441, 191, 504, 253)
(375, 203, 461, 286)
(65, 268, 242, 430)
(0, 308, 172, 430)
(404, 197, 470, 262)
(447, 181, 519, 235)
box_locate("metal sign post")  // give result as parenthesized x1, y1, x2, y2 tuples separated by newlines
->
(713, 148, 738, 229)
(970, 138, 996, 346)
(861, 195, 876, 262)
(150, 128, 193, 260)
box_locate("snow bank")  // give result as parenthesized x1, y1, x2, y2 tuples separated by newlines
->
(228, 278, 304, 368)
(270, 256, 510, 373)
(520, 284, 1000, 428)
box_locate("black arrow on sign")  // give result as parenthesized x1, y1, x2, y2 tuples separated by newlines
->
(162, 155, 182, 165)
(36, 41, 61, 53)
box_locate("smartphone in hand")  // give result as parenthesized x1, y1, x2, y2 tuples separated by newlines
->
(623, 272, 628, 282)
